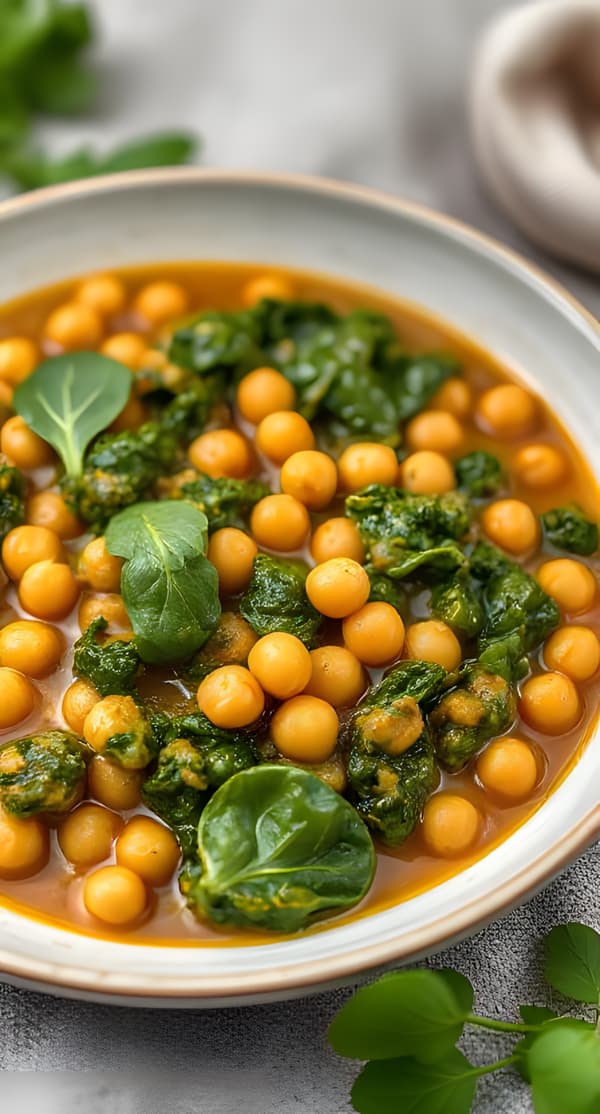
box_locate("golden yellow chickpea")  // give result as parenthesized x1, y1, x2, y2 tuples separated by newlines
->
(306, 557, 371, 619)
(2, 524, 64, 581)
(337, 442, 398, 492)
(188, 428, 253, 479)
(270, 694, 339, 763)
(537, 559, 597, 614)
(83, 864, 147, 926)
(26, 490, 84, 540)
(83, 695, 141, 754)
(78, 537, 123, 593)
(75, 274, 127, 317)
(422, 793, 481, 857)
(43, 302, 103, 351)
(0, 667, 37, 728)
(197, 664, 265, 728)
(342, 601, 406, 666)
(481, 499, 539, 555)
(543, 625, 600, 682)
(0, 620, 64, 678)
(115, 816, 180, 886)
(58, 803, 122, 867)
(18, 560, 80, 620)
(404, 620, 462, 671)
(100, 331, 147, 369)
(87, 756, 143, 810)
(133, 280, 188, 324)
(519, 672, 581, 734)
(310, 517, 366, 564)
(303, 645, 367, 707)
(248, 632, 312, 699)
(0, 379, 13, 407)
(428, 377, 473, 418)
(399, 450, 456, 495)
(476, 383, 537, 439)
(250, 493, 311, 551)
(208, 527, 258, 595)
(109, 395, 148, 433)
(62, 679, 101, 735)
(78, 592, 131, 634)
(255, 410, 315, 465)
(241, 273, 295, 306)
(512, 444, 567, 488)
(236, 367, 296, 424)
(476, 737, 539, 801)
(0, 337, 38, 385)
(0, 415, 54, 469)
(0, 806, 49, 879)
(405, 410, 464, 454)
(280, 450, 338, 510)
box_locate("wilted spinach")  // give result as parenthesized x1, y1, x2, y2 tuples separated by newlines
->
(73, 617, 141, 697)
(181, 472, 270, 532)
(0, 462, 25, 542)
(541, 505, 598, 556)
(455, 450, 503, 498)
(240, 554, 322, 645)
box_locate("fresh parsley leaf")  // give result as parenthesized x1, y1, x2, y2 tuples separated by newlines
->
(351, 1049, 478, 1114)
(544, 923, 600, 1005)
(527, 1022, 600, 1114)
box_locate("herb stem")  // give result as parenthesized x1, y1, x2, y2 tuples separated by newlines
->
(473, 1055, 518, 1077)
(466, 1013, 536, 1034)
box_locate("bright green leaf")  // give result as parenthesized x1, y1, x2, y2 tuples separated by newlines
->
(528, 1022, 600, 1114)
(351, 1049, 478, 1114)
(435, 969, 474, 1014)
(99, 133, 197, 173)
(544, 923, 600, 1004)
(514, 1007, 560, 1081)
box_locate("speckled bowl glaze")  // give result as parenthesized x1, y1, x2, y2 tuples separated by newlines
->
(0, 169, 598, 1006)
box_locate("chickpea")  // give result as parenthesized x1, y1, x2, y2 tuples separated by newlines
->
(58, 803, 122, 867)
(78, 537, 123, 593)
(133, 280, 188, 324)
(0, 415, 54, 469)
(0, 620, 64, 678)
(0, 337, 38, 385)
(512, 444, 567, 488)
(88, 756, 143, 810)
(537, 559, 597, 614)
(236, 367, 296, 424)
(26, 491, 84, 539)
(43, 302, 103, 350)
(2, 524, 64, 581)
(0, 806, 49, 879)
(100, 331, 147, 369)
(83, 864, 147, 926)
(208, 527, 257, 595)
(109, 395, 148, 433)
(481, 499, 539, 555)
(271, 694, 339, 763)
(19, 560, 80, 620)
(337, 442, 398, 492)
(342, 602, 406, 666)
(399, 450, 456, 495)
(306, 557, 370, 618)
(75, 274, 127, 317)
(476, 383, 537, 439)
(405, 620, 461, 671)
(0, 667, 37, 728)
(429, 377, 472, 418)
(250, 493, 310, 551)
(78, 592, 131, 633)
(197, 664, 265, 728)
(543, 625, 600, 682)
(115, 816, 180, 886)
(84, 695, 141, 754)
(405, 410, 464, 454)
(280, 450, 338, 510)
(248, 632, 312, 699)
(188, 428, 253, 479)
(241, 273, 295, 306)
(303, 645, 367, 707)
(422, 793, 481, 857)
(0, 380, 13, 407)
(62, 678, 101, 734)
(310, 517, 365, 564)
(255, 411, 315, 465)
(476, 737, 539, 801)
(519, 672, 581, 734)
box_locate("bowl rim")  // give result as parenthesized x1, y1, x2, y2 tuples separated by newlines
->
(0, 167, 598, 1002)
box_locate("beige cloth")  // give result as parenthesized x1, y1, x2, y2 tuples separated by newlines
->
(470, 0, 600, 271)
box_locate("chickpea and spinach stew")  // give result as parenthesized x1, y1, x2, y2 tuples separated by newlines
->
(0, 263, 597, 943)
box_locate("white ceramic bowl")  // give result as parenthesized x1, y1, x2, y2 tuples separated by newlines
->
(0, 169, 598, 1006)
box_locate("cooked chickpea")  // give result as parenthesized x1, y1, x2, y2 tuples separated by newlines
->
(0, 620, 64, 678)
(78, 592, 131, 633)
(310, 517, 365, 564)
(2, 524, 64, 581)
(280, 450, 338, 510)
(337, 442, 398, 492)
(188, 428, 253, 479)
(248, 632, 312, 699)
(0, 337, 38, 385)
(405, 620, 461, 671)
(83, 864, 147, 926)
(399, 450, 456, 495)
(75, 274, 127, 317)
(250, 493, 310, 551)
(115, 816, 180, 886)
(133, 280, 188, 324)
(109, 395, 148, 433)
(422, 793, 481, 856)
(197, 664, 265, 728)
(88, 756, 143, 810)
(537, 559, 597, 614)
(83, 695, 141, 754)
(100, 331, 147, 369)
(78, 537, 123, 593)
(405, 410, 464, 454)
(62, 679, 101, 734)
(303, 645, 367, 707)
(476, 383, 537, 438)
(429, 377, 472, 418)
(476, 737, 539, 801)
(0, 415, 54, 469)
(481, 499, 539, 555)
(236, 367, 296, 424)
(208, 527, 257, 595)
(19, 560, 80, 620)
(342, 602, 405, 666)
(58, 803, 122, 867)
(543, 625, 600, 682)
(512, 444, 567, 488)
(0, 807, 49, 879)
(255, 410, 315, 465)
(0, 667, 37, 728)
(0, 380, 13, 407)
(270, 694, 339, 763)
(43, 302, 103, 350)
(306, 557, 370, 618)
(241, 273, 295, 306)
(26, 490, 84, 539)
(519, 672, 581, 734)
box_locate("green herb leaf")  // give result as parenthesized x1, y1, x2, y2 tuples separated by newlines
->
(527, 1021, 600, 1114)
(350, 1049, 478, 1114)
(14, 352, 131, 479)
(544, 923, 600, 1004)
(99, 133, 197, 173)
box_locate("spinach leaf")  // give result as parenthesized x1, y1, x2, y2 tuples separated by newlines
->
(543, 923, 600, 1005)
(527, 1022, 600, 1114)
(105, 501, 220, 665)
(455, 450, 503, 498)
(350, 1050, 478, 1114)
(72, 617, 141, 696)
(541, 505, 598, 556)
(240, 554, 322, 645)
(181, 472, 270, 532)
(471, 542, 560, 657)
(429, 664, 516, 772)
(0, 462, 25, 542)
(430, 575, 484, 637)
(0, 730, 90, 817)
(386, 354, 458, 422)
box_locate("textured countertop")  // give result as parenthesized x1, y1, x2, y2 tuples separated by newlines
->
(1, 2, 598, 1110)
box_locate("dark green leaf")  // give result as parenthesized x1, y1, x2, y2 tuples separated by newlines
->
(455, 451, 503, 498)
(544, 923, 600, 1004)
(541, 505, 598, 556)
(528, 1022, 600, 1114)
(350, 1049, 478, 1114)
(72, 617, 141, 697)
